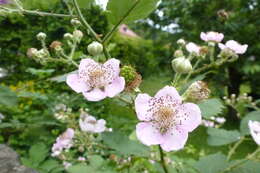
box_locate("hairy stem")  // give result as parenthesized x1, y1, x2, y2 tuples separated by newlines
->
(72, 0, 102, 42)
(159, 146, 169, 173)
(222, 147, 260, 173)
(0, 6, 74, 17)
(102, 0, 140, 43)
(227, 136, 245, 161)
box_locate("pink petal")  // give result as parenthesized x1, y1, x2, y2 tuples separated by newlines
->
(105, 77, 125, 98)
(103, 58, 120, 76)
(218, 43, 226, 50)
(155, 86, 182, 104)
(83, 88, 107, 101)
(248, 120, 260, 145)
(160, 128, 188, 152)
(136, 122, 163, 146)
(79, 58, 99, 72)
(135, 93, 152, 121)
(176, 103, 202, 132)
(66, 74, 89, 93)
(200, 32, 207, 41)
(186, 42, 200, 54)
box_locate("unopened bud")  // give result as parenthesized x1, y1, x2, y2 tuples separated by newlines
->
(35, 49, 48, 58)
(219, 48, 235, 58)
(171, 57, 192, 74)
(73, 30, 83, 41)
(64, 33, 73, 40)
(87, 41, 103, 55)
(177, 39, 186, 46)
(36, 32, 46, 41)
(183, 81, 211, 103)
(27, 48, 38, 58)
(50, 41, 62, 50)
(71, 18, 81, 27)
(174, 50, 184, 58)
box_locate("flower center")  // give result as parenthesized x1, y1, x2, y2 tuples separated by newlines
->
(157, 106, 174, 120)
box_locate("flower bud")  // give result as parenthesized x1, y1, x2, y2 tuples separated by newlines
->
(87, 41, 103, 55)
(50, 41, 62, 51)
(219, 48, 237, 59)
(171, 57, 192, 74)
(174, 50, 184, 58)
(64, 33, 73, 40)
(73, 30, 83, 41)
(27, 48, 38, 58)
(35, 49, 48, 58)
(36, 32, 46, 41)
(183, 81, 210, 103)
(177, 39, 186, 46)
(71, 18, 81, 27)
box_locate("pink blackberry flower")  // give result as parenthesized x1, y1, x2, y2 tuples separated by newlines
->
(218, 40, 248, 54)
(79, 113, 106, 133)
(51, 128, 74, 157)
(0, 0, 9, 4)
(66, 58, 125, 101)
(200, 31, 224, 43)
(186, 42, 201, 54)
(248, 120, 260, 145)
(135, 86, 201, 152)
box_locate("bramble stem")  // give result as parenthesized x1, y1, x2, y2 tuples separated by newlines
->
(0, 6, 74, 18)
(159, 146, 169, 173)
(227, 136, 245, 161)
(102, 0, 140, 43)
(221, 147, 260, 173)
(72, 0, 102, 43)
(184, 59, 201, 82)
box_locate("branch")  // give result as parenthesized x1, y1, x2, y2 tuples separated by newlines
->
(159, 146, 169, 173)
(72, 0, 102, 42)
(102, 0, 140, 43)
(0, 7, 74, 18)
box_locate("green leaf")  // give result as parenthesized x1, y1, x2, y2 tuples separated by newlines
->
(198, 98, 225, 118)
(194, 153, 230, 173)
(207, 128, 241, 146)
(29, 143, 49, 166)
(39, 159, 60, 172)
(88, 155, 104, 169)
(229, 160, 260, 173)
(22, 0, 59, 10)
(77, 0, 95, 9)
(67, 164, 95, 173)
(107, 0, 160, 24)
(0, 86, 18, 107)
(102, 132, 150, 156)
(240, 111, 260, 135)
(49, 70, 78, 83)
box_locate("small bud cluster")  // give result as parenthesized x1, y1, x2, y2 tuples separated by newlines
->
(53, 104, 71, 122)
(223, 93, 258, 115)
(201, 116, 226, 128)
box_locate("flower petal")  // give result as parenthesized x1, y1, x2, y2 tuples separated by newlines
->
(79, 58, 99, 72)
(248, 120, 260, 145)
(105, 77, 125, 98)
(160, 128, 188, 152)
(66, 74, 89, 93)
(176, 103, 202, 132)
(83, 88, 107, 101)
(155, 86, 182, 104)
(200, 32, 207, 41)
(103, 58, 120, 76)
(94, 119, 106, 133)
(136, 122, 163, 146)
(135, 93, 152, 121)
(218, 43, 226, 50)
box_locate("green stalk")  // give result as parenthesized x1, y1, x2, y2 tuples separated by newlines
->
(102, 0, 140, 43)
